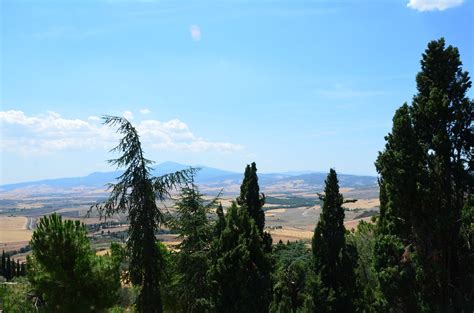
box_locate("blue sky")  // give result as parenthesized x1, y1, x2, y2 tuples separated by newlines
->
(1, 0, 473, 184)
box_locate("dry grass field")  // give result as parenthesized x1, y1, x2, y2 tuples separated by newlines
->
(0, 216, 33, 243)
(0, 216, 33, 252)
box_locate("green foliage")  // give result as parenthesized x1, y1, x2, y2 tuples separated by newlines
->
(237, 162, 266, 233)
(270, 241, 311, 313)
(169, 184, 215, 312)
(265, 196, 319, 209)
(311, 169, 358, 312)
(0, 277, 38, 313)
(95, 116, 195, 313)
(375, 38, 473, 311)
(346, 220, 383, 312)
(28, 213, 120, 312)
(209, 202, 272, 313)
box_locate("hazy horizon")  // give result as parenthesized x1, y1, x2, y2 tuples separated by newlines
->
(1, 0, 473, 184)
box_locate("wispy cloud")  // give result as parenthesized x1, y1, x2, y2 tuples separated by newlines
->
(190, 25, 201, 41)
(0, 110, 242, 155)
(407, 0, 463, 11)
(139, 108, 151, 114)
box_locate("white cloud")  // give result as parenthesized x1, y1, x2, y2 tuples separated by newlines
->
(190, 25, 201, 41)
(0, 110, 242, 155)
(407, 0, 463, 11)
(122, 110, 134, 120)
(88, 116, 101, 122)
(139, 108, 151, 114)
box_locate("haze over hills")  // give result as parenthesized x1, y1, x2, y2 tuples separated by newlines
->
(0, 161, 378, 195)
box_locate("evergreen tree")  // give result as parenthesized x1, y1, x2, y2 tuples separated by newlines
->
(5, 255, 12, 281)
(1, 250, 5, 278)
(172, 183, 215, 312)
(237, 162, 266, 233)
(95, 116, 194, 313)
(237, 162, 272, 251)
(374, 104, 423, 311)
(209, 202, 272, 313)
(28, 213, 121, 312)
(270, 241, 311, 313)
(410, 38, 473, 311)
(215, 203, 226, 236)
(311, 169, 358, 312)
(20, 262, 26, 276)
(375, 38, 473, 311)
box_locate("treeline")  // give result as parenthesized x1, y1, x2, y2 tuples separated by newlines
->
(0, 38, 472, 313)
(1, 251, 26, 281)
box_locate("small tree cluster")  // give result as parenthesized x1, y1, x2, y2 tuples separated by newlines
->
(1, 251, 26, 281)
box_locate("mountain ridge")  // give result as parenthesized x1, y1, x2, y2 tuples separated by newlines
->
(0, 161, 378, 192)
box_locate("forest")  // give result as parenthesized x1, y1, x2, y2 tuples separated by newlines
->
(0, 38, 472, 313)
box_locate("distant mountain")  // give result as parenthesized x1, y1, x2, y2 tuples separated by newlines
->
(0, 162, 377, 193)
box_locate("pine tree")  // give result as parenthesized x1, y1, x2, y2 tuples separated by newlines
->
(95, 116, 195, 313)
(28, 214, 121, 312)
(311, 169, 358, 312)
(209, 202, 272, 313)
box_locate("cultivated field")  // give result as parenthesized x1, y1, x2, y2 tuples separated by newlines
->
(0, 216, 33, 252)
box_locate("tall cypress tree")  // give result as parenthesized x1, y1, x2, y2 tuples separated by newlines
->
(237, 162, 266, 233)
(209, 202, 272, 313)
(95, 116, 195, 313)
(311, 169, 357, 312)
(374, 104, 423, 311)
(1, 250, 5, 278)
(5, 255, 11, 281)
(410, 38, 472, 311)
(375, 38, 473, 311)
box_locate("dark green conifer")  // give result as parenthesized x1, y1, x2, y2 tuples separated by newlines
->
(375, 38, 473, 311)
(215, 203, 226, 236)
(1, 250, 5, 278)
(311, 169, 358, 312)
(5, 255, 12, 281)
(237, 162, 266, 233)
(95, 116, 195, 313)
(172, 183, 215, 312)
(209, 202, 272, 313)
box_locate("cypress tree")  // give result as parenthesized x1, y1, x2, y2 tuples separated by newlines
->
(237, 162, 273, 251)
(5, 255, 11, 281)
(374, 104, 423, 311)
(209, 202, 272, 313)
(95, 116, 195, 313)
(409, 38, 473, 311)
(215, 203, 226, 236)
(311, 169, 358, 312)
(1, 250, 5, 278)
(375, 38, 473, 311)
(237, 162, 266, 233)
(20, 262, 26, 276)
